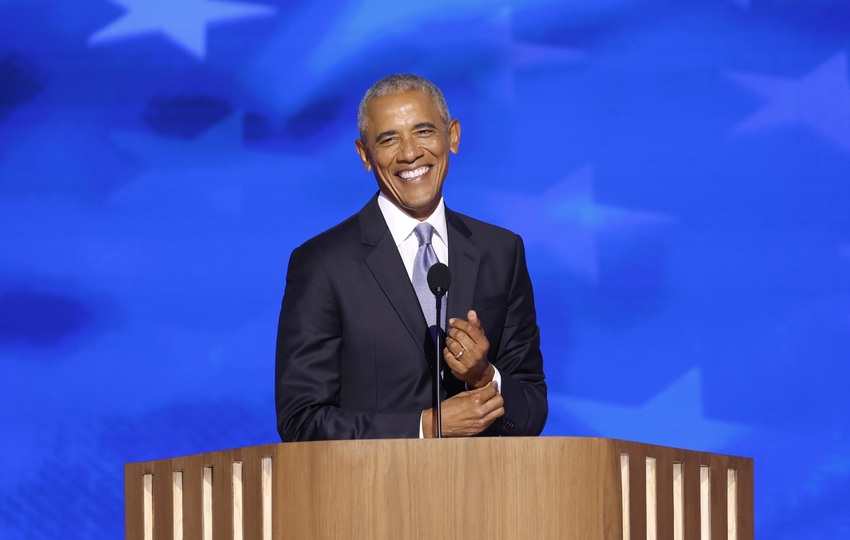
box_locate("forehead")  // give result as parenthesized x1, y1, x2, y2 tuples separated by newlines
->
(362, 90, 442, 131)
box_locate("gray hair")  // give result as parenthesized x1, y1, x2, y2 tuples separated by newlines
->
(357, 74, 451, 138)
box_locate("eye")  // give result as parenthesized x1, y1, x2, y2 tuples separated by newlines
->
(415, 129, 435, 137)
(376, 137, 398, 147)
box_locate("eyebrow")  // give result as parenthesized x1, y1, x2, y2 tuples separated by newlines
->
(374, 129, 398, 142)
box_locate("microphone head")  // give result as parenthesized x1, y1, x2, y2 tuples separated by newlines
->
(427, 263, 451, 298)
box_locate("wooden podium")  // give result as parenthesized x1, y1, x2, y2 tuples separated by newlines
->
(125, 437, 753, 539)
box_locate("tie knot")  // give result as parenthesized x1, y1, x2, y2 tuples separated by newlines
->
(413, 222, 435, 247)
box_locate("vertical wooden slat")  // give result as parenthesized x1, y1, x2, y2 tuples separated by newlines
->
(262, 456, 273, 540)
(646, 457, 657, 540)
(736, 457, 755, 540)
(152, 460, 174, 539)
(683, 458, 702, 540)
(654, 452, 674, 540)
(173, 471, 184, 540)
(203, 466, 213, 540)
(125, 464, 146, 540)
(181, 454, 205, 539)
(700, 465, 711, 540)
(710, 460, 728, 540)
(727, 468, 738, 540)
(240, 450, 264, 540)
(233, 461, 244, 540)
(628, 447, 647, 540)
(620, 453, 631, 540)
(211, 453, 234, 540)
(672, 462, 684, 540)
(143, 474, 153, 540)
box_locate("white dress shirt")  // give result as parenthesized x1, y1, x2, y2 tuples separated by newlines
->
(377, 192, 449, 275)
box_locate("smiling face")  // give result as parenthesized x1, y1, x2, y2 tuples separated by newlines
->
(355, 90, 460, 220)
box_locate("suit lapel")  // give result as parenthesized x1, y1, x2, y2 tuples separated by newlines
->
(446, 209, 480, 322)
(443, 209, 480, 396)
(360, 198, 429, 359)
(359, 200, 482, 370)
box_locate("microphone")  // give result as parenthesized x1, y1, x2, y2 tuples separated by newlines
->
(427, 263, 451, 298)
(426, 262, 450, 438)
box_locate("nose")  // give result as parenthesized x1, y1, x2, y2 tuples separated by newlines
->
(397, 134, 423, 163)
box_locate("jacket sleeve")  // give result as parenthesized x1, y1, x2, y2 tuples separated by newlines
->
(275, 244, 421, 441)
(486, 235, 548, 436)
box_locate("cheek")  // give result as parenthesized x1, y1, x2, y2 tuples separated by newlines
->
(426, 142, 450, 160)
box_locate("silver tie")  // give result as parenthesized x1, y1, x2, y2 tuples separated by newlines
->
(412, 222, 445, 329)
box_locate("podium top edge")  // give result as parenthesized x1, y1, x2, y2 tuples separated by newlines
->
(123, 436, 753, 467)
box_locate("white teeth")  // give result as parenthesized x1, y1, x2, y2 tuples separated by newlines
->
(398, 166, 430, 180)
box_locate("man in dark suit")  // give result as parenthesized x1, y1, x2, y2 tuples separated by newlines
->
(276, 74, 546, 441)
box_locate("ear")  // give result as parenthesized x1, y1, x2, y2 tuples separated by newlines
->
(354, 139, 372, 171)
(448, 119, 461, 154)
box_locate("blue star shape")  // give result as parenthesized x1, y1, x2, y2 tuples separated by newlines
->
(106, 114, 322, 216)
(550, 369, 747, 452)
(108, 114, 313, 180)
(88, 0, 276, 60)
(483, 166, 674, 283)
(728, 52, 850, 151)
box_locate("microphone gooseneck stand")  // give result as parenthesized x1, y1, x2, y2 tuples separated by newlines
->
(427, 263, 451, 438)
(434, 292, 443, 438)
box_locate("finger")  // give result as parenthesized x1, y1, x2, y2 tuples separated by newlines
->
(445, 338, 475, 372)
(470, 401, 504, 434)
(481, 395, 505, 416)
(447, 325, 481, 351)
(444, 335, 466, 357)
(444, 338, 470, 361)
(468, 310, 481, 328)
(447, 317, 466, 331)
(481, 405, 505, 424)
(451, 319, 486, 345)
(443, 346, 463, 369)
(449, 318, 479, 336)
(483, 391, 504, 410)
(474, 387, 502, 410)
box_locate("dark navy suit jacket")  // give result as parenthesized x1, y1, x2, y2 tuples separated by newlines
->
(275, 196, 547, 441)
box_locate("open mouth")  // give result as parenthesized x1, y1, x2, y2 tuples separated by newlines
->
(397, 165, 431, 180)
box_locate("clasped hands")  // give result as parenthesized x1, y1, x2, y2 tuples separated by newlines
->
(422, 310, 504, 438)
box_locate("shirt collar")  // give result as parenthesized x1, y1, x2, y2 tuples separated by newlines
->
(377, 192, 448, 247)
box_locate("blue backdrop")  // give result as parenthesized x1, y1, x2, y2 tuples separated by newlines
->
(2, 0, 849, 537)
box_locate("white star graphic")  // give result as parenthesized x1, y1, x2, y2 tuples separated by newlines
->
(309, 0, 582, 73)
(550, 369, 746, 452)
(88, 0, 276, 60)
(728, 52, 850, 151)
(482, 166, 674, 283)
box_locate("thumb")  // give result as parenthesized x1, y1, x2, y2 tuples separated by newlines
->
(468, 309, 480, 326)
